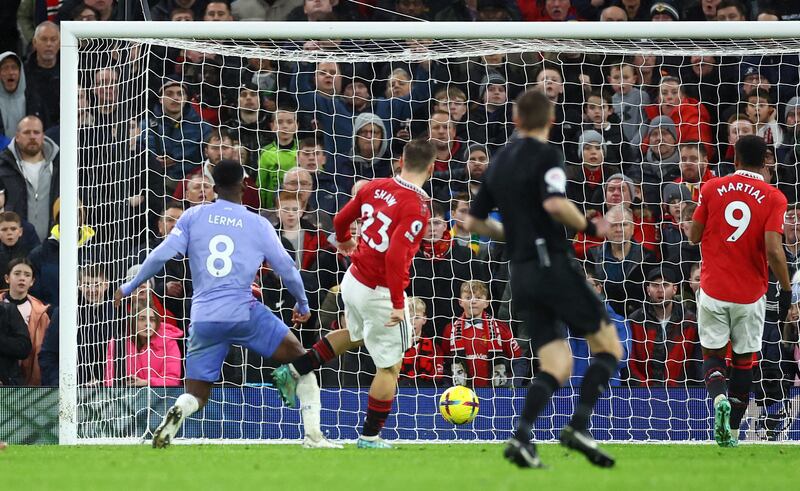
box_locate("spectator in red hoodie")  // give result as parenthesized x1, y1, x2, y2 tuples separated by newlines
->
(645, 76, 714, 158)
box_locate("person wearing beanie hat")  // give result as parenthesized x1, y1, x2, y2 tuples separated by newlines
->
(472, 70, 513, 153)
(642, 115, 681, 186)
(582, 91, 624, 165)
(566, 130, 621, 215)
(578, 129, 605, 162)
(650, 0, 680, 21)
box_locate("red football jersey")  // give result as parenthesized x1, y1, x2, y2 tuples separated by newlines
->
(693, 170, 788, 303)
(334, 176, 430, 309)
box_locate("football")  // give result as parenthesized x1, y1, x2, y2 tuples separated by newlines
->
(439, 386, 479, 424)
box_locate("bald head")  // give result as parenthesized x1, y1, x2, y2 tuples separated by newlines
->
(600, 6, 627, 21)
(33, 22, 60, 68)
(16, 116, 45, 160)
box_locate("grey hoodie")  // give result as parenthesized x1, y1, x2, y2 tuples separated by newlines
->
(0, 52, 26, 138)
(612, 87, 649, 147)
(7, 136, 59, 240)
(351, 112, 389, 164)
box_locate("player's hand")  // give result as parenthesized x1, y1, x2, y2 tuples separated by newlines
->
(113, 288, 126, 309)
(385, 308, 405, 327)
(778, 289, 792, 323)
(337, 238, 358, 256)
(292, 305, 311, 324)
(165, 281, 184, 298)
(591, 216, 610, 238)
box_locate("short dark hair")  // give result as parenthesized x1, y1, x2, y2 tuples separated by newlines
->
(450, 192, 470, 211)
(679, 141, 708, 158)
(170, 6, 194, 19)
(212, 159, 244, 189)
(735, 134, 767, 169)
(430, 201, 447, 219)
(79, 263, 106, 280)
(163, 200, 184, 212)
(718, 0, 747, 16)
(7, 257, 34, 278)
(747, 88, 773, 104)
(0, 211, 21, 225)
(299, 136, 322, 150)
(515, 90, 553, 131)
(401, 139, 436, 173)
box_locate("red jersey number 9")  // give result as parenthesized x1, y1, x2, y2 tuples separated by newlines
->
(361, 203, 392, 252)
(725, 200, 751, 242)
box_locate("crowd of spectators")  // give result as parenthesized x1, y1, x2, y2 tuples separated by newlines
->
(0, 1, 800, 436)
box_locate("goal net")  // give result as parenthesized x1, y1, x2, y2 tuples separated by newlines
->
(60, 21, 800, 444)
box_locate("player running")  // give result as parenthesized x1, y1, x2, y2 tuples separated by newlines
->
(689, 134, 791, 447)
(272, 139, 436, 449)
(114, 159, 341, 449)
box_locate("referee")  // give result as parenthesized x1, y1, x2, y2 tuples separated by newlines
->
(466, 90, 623, 469)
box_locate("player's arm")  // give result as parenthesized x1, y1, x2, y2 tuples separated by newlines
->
(688, 190, 708, 244)
(114, 228, 186, 306)
(332, 190, 363, 255)
(465, 167, 504, 241)
(261, 219, 311, 319)
(766, 193, 792, 321)
(538, 158, 607, 237)
(384, 212, 427, 326)
(542, 196, 605, 236)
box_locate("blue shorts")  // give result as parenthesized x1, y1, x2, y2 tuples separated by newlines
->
(186, 303, 290, 382)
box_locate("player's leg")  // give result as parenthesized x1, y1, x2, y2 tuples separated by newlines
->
(503, 262, 566, 468)
(244, 305, 342, 448)
(550, 260, 618, 468)
(696, 290, 735, 446)
(350, 281, 413, 449)
(273, 275, 367, 406)
(273, 329, 364, 406)
(728, 352, 755, 445)
(357, 361, 401, 449)
(153, 322, 229, 448)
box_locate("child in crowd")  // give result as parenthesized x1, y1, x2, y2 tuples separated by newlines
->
(745, 88, 783, 150)
(2, 257, 50, 385)
(0, 211, 38, 288)
(105, 306, 182, 387)
(442, 280, 521, 387)
(400, 297, 444, 386)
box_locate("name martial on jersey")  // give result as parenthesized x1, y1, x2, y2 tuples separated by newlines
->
(713, 180, 766, 204)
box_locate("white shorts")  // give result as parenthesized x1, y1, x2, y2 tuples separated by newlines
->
(697, 289, 766, 354)
(340, 269, 413, 368)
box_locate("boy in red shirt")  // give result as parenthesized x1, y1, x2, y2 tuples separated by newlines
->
(400, 297, 444, 386)
(443, 280, 521, 387)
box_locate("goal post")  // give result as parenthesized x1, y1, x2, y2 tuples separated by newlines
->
(59, 20, 800, 445)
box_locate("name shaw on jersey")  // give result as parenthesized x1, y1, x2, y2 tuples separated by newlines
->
(374, 189, 397, 207)
(716, 181, 765, 204)
(208, 214, 244, 228)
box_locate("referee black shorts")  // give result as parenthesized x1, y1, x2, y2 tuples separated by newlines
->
(509, 253, 609, 352)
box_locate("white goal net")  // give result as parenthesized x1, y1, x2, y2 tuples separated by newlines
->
(60, 21, 800, 444)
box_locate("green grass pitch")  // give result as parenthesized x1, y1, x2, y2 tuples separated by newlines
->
(1, 443, 798, 490)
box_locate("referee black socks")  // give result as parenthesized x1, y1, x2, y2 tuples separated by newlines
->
(514, 372, 560, 442)
(570, 352, 617, 431)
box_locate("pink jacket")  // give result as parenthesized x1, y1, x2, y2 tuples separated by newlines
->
(105, 322, 183, 387)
